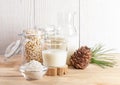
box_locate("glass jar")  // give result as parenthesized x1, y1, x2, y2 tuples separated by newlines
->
(4, 28, 48, 80)
(21, 29, 43, 64)
(19, 29, 49, 80)
(42, 29, 68, 67)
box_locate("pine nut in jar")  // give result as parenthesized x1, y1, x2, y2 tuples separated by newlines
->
(21, 29, 43, 64)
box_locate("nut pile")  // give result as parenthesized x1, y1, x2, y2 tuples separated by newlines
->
(23, 29, 43, 63)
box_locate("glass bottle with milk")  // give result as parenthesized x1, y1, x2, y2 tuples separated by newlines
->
(42, 28, 68, 67)
(57, 12, 79, 65)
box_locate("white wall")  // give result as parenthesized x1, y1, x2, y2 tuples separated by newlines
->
(0, 0, 24, 54)
(80, 0, 120, 53)
(0, 0, 79, 54)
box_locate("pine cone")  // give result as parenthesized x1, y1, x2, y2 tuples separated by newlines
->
(70, 46, 92, 69)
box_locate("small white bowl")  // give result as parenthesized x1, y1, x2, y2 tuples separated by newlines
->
(20, 65, 47, 80)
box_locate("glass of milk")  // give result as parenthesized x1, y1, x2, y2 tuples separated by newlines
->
(42, 36, 68, 67)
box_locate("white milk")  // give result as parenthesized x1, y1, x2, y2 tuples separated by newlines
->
(42, 49, 67, 67)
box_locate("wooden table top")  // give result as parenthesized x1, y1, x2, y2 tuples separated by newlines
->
(0, 54, 120, 85)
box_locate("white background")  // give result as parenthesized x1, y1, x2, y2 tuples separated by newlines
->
(80, 0, 120, 53)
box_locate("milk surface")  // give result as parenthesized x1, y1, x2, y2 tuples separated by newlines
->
(42, 49, 67, 67)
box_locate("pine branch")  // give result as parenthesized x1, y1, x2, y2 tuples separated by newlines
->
(91, 57, 116, 68)
(90, 44, 116, 68)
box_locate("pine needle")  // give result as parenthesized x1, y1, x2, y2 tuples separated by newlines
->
(90, 44, 116, 68)
(91, 57, 116, 68)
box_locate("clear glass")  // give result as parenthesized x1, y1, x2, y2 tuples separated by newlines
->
(21, 29, 43, 64)
(20, 63, 47, 80)
(42, 30, 68, 67)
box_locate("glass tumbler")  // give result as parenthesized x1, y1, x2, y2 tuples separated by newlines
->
(42, 35, 68, 67)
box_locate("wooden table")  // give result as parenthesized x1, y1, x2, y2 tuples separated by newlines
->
(0, 54, 120, 85)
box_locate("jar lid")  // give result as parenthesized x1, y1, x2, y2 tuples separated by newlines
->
(4, 40, 21, 59)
